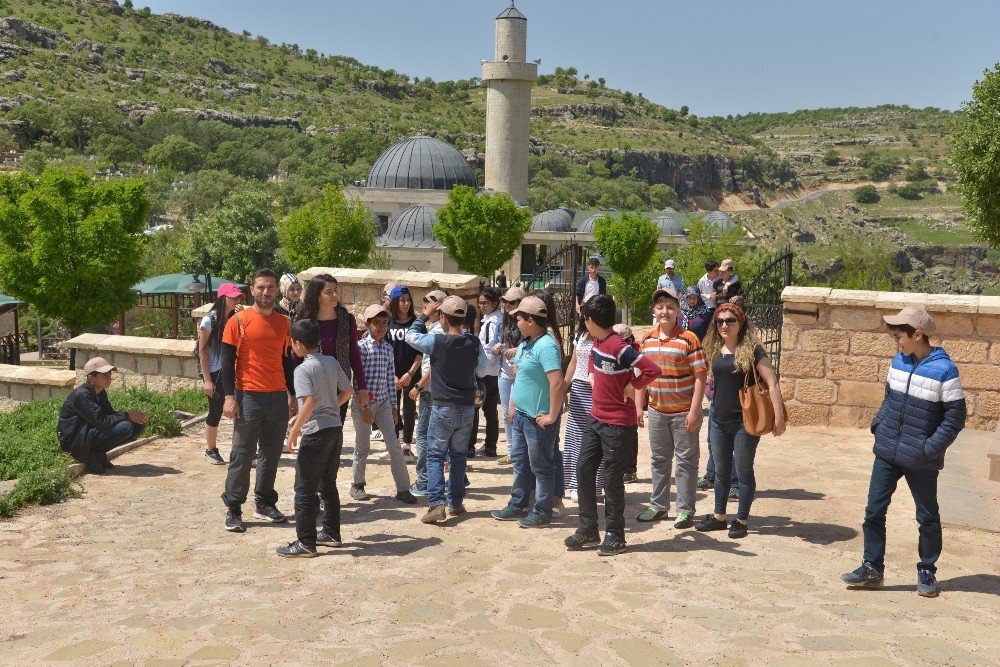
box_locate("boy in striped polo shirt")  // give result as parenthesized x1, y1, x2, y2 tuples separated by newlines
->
(636, 287, 707, 528)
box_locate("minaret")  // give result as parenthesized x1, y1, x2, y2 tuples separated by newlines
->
(482, 2, 536, 206)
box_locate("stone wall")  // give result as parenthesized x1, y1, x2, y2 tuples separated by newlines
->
(780, 287, 1000, 431)
(0, 364, 76, 402)
(63, 334, 199, 393)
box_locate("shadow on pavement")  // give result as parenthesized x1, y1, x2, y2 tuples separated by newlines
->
(752, 515, 857, 545)
(112, 464, 182, 477)
(343, 532, 443, 556)
(870, 574, 1000, 596)
(630, 531, 757, 557)
(754, 488, 826, 501)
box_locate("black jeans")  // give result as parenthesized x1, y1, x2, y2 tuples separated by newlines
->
(577, 415, 633, 540)
(87, 421, 146, 459)
(470, 375, 500, 454)
(624, 427, 639, 475)
(294, 426, 344, 548)
(221, 390, 288, 510)
(863, 456, 942, 574)
(395, 369, 420, 445)
(206, 370, 224, 428)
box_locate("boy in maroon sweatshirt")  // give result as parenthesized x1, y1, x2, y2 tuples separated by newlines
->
(565, 294, 660, 556)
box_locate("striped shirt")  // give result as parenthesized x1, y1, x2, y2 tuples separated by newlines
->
(640, 324, 707, 414)
(358, 335, 396, 403)
(588, 333, 661, 427)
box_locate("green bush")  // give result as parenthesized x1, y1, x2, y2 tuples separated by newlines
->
(853, 185, 880, 203)
(897, 182, 924, 200)
(822, 149, 841, 166)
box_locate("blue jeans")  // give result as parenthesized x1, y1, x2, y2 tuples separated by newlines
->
(426, 405, 476, 508)
(507, 411, 558, 518)
(498, 374, 514, 452)
(413, 389, 432, 489)
(705, 447, 739, 487)
(862, 457, 941, 574)
(708, 417, 760, 520)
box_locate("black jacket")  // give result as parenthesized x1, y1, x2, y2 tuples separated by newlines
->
(57, 381, 127, 461)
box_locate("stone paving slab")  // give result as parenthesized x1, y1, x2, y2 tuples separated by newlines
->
(0, 419, 998, 665)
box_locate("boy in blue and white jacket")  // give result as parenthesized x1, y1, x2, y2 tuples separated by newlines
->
(842, 307, 966, 598)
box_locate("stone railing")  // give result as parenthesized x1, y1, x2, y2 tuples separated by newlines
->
(62, 334, 199, 392)
(0, 364, 77, 402)
(780, 287, 1000, 431)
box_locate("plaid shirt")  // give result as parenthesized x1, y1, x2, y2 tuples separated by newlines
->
(358, 335, 396, 403)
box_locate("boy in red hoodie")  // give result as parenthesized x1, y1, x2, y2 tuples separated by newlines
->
(565, 294, 660, 556)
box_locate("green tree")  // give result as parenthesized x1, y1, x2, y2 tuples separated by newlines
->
(433, 185, 532, 277)
(593, 212, 660, 321)
(176, 169, 245, 220)
(670, 217, 748, 287)
(52, 98, 121, 152)
(145, 135, 204, 172)
(89, 134, 140, 165)
(278, 186, 377, 270)
(333, 127, 387, 166)
(853, 184, 880, 204)
(0, 129, 16, 154)
(0, 168, 149, 334)
(180, 191, 282, 282)
(821, 148, 841, 166)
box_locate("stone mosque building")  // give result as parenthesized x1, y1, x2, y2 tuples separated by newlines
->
(344, 3, 730, 277)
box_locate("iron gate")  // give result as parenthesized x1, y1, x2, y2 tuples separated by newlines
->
(742, 251, 793, 377)
(519, 242, 591, 359)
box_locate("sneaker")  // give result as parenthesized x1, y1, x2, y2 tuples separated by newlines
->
(410, 484, 428, 497)
(254, 504, 287, 523)
(85, 458, 106, 475)
(564, 530, 600, 550)
(695, 515, 728, 532)
(350, 485, 371, 501)
(372, 430, 384, 441)
(636, 506, 668, 522)
(402, 447, 416, 463)
(276, 541, 317, 558)
(623, 470, 639, 484)
(421, 504, 447, 524)
(569, 489, 579, 503)
(205, 448, 226, 465)
(395, 489, 418, 504)
(519, 511, 551, 528)
(491, 505, 529, 521)
(917, 570, 940, 597)
(316, 531, 343, 547)
(100, 457, 115, 471)
(224, 510, 245, 533)
(674, 512, 694, 529)
(841, 562, 884, 588)
(728, 487, 739, 500)
(475, 446, 497, 458)
(598, 535, 627, 556)
(376, 450, 391, 460)
(728, 519, 748, 539)
(447, 504, 466, 517)
(497, 455, 511, 466)
(697, 475, 714, 491)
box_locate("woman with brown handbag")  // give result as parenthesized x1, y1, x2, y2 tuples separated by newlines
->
(694, 304, 786, 539)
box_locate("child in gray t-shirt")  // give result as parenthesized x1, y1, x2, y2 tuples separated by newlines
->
(278, 319, 353, 558)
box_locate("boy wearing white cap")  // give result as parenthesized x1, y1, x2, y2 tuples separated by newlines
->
(841, 307, 966, 598)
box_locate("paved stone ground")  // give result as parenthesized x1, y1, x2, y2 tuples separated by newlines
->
(1, 418, 998, 665)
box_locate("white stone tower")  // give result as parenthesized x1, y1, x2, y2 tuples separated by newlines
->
(482, 3, 536, 206)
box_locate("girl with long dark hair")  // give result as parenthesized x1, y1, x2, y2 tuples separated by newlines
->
(387, 285, 420, 459)
(496, 286, 525, 464)
(474, 287, 503, 456)
(562, 313, 605, 502)
(198, 283, 244, 464)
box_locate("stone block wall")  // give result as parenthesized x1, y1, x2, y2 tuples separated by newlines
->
(63, 334, 200, 393)
(0, 364, 77, 402)
(780, 287, 1000, 430)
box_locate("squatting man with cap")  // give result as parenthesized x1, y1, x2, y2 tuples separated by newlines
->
(57, 357, 149, 474)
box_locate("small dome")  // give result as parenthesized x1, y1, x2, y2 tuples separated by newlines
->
(531, 207, 575, 232)
(701, 211, 737, 232)
(367, 136, 477, 191)
(575, 210, 618, 234)
(378, 204, 442, 248)
(652, 211, 687, 236)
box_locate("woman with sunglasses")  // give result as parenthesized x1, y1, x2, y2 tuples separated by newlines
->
(695, 304, 785, 538)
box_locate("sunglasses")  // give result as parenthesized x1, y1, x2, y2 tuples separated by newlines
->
(716, 317, 739, 326)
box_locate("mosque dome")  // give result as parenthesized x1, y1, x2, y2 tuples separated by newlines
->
(574, 210, 618, 234)
(652, 211, 688, 236)
(377, 204, 442, 248)
(531, 207, 575, 232)
(701, 211, 737, 232)
(366, 136, 477, 190)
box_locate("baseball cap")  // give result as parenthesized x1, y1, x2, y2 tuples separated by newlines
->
(664, 259, 676, 269)
(216, 283, 243, 299)
(364, 303, 389, 322)
(652, 287, 681, 303)
(883, 307, 936, 334)
(423, 289, 448, 304)
(501, 286, 525, 302)
(84, 357, 116, 374)
(439, 295, 468, 317)
(720, 259, 734, 270)
(613, 323, 633, 340)
(383, 281, 398, 297)
(513, 295, 548, 317)
(389, 285, 410, 301)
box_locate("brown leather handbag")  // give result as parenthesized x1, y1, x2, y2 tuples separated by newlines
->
(739, 361, 780, 436)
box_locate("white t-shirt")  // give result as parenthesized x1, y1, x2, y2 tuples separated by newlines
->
(583, 277, 601, 303)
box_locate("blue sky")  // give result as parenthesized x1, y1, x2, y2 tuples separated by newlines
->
(140, 0, 1000, 117)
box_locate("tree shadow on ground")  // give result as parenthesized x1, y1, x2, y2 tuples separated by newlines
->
(112, 464, 181, 478)
(752, 515, 857, 545)
(629, 531, 757, 557)
(870, 574, 1000, 596)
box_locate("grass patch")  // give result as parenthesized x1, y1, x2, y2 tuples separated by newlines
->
(0, 388, 207, 518)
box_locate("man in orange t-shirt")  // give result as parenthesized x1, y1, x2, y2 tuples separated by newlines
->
(219, 268, 297, 534)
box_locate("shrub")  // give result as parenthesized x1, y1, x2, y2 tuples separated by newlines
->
(854, 185, 880, 203)
(897, 182, 924, 200)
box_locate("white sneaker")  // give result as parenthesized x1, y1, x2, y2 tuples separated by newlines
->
(372, 430, 384, 441)
(376, 450, 391, 460)
(569, 489, 579, 502)
(402, 447, 416, 463)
